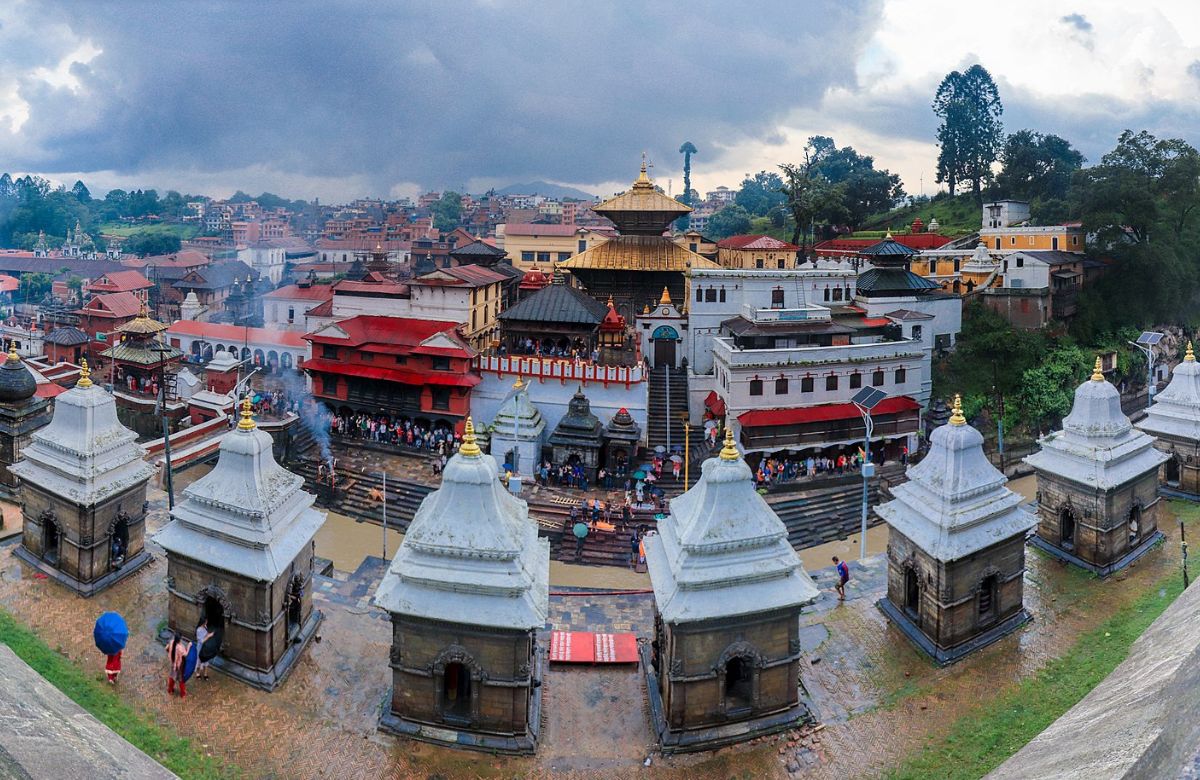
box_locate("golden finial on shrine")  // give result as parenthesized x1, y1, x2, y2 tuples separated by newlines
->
(7, 343, 17, 362)
(949, 394, 966, 426)
(719, 423, 740, 461)
(1187, 342, 1195, 363)
(514, 375, 524, 390)
(77, 358, 92, 388)
(1092, 356, 1104, 382)
(237, 396, 256, 430)
(459, 417, 481, 457)
(659, 287, 672, 306)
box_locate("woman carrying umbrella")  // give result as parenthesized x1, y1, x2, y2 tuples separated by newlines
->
(166, 631, 192, 698)
(93, 612, 128, 686)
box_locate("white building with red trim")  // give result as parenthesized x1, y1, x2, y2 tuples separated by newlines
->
(165, 320, 308, 373)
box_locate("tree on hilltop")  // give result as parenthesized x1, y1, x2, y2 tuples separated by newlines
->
(933, 64, 1004, 204)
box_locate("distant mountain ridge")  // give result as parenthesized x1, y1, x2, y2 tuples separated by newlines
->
(493, 181, 596, 200)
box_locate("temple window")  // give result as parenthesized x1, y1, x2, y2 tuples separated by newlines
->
(850, 372, 862, 389)
(696, 287, 703, 303)
(771, 288, 784, 308)
(322, 345, 338, 360)
(749, 379, 763, 396)
(431, 388, 451, 410)
(872, 370, 884, 386)
(705, 289, 717, 303)
(719, 287, 726, 302)
(801, 377, 814, 393)
(775, 378, 788, 395)
(895, 367, 906, 383)
(826, 375, 838, 391)
(431, 356, 451, 371)
(521, 251, 534, 262)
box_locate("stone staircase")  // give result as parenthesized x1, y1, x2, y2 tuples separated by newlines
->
(291, 461, 434, 533)
(646, 367, 697, 451)
(766, 469, 901, 550)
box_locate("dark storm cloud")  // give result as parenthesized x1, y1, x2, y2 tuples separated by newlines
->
(1060, 13, 1094, 50)
(1, 0, 882, 195)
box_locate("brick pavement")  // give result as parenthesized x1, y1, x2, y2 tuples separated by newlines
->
(0, 479, 1192, 779)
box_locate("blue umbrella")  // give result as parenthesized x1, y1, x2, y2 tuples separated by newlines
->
(181, 642, 199, 682)
(93, 612, 128, 655)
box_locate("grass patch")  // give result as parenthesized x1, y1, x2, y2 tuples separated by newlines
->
(885, 574, 1185, 780)
(0, 608, 238, 779)
(99, 222, 200, 239)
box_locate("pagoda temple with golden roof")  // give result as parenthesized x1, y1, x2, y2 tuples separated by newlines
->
(559, 160, 718, 322)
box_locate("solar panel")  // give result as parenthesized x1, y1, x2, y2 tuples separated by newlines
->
(852, 386, 888, 411)
(1137, 331, 1164, 346)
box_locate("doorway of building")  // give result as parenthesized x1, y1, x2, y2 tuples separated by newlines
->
(978, 574, 998, 624)
(110, 515, 129, 569)
(1128, 505, 1142, 546)
(650, 325, 680, 369)
(1165, 455, 1181, 487)
(724, 657, 752, 712)
(43, 521, 60, 566)
(287, 576, 304, 640)
(1060, 506, 1077, 551)
(904, 567, 919, 617)
(443, 663, 472, 721)
(202, 596, 225, 632)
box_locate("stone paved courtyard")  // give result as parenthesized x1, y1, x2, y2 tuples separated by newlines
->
(0, 484, 1192, 779)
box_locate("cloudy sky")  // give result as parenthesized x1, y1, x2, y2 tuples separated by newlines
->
(3, 0, 1200, 202)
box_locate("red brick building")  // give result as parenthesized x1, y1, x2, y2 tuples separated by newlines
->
(84, 269, 154, 304)
(303, 315, 478, 433)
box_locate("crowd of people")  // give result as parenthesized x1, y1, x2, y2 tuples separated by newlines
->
(328, 411, 459, 454)
(752, 445, 908, 488)
(499, 337, 595, 362)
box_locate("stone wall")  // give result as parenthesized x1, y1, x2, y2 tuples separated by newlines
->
(388, 615, 536, 737)
(1034, 469, 1161, 568)
(165, 541, 315, 676)
(660, 608, 800, 732)
(1150, 435, 1200, 494)
(20, 481, 147, 586)
(887, 530, 1027, 651)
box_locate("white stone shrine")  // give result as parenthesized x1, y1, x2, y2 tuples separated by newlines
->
(1136, 341, 1200, 494)
(488, 377, 545, 476)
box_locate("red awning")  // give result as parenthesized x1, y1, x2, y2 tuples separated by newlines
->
(704, 390, 726, 416)
(738, 396, 920, 428)
(858, 317, 892, 327)
(301, 358, 481, 388)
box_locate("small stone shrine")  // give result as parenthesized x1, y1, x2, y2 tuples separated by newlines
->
(0, 346, 51, 499)
(488, 377, 545, 475)
(1136, 341, 1200, 495)
(643, 427, 819, 752)
(153, 398, 326, 690)
(547, 388, 604, 485)
(877, 395, 1037, 665)
(603, 406, 641, 475)
(1025, 357, 1167, 574)
(12, 360, 153, 596)
(373, 418, 549, 754)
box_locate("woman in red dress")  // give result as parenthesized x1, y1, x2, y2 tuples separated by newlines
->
(104, 650, 121, 684)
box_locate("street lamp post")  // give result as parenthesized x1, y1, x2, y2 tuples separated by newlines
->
(851, 387, 887, 562)
(1129, 331, 1165, 410)
(679, 412, 691, 490)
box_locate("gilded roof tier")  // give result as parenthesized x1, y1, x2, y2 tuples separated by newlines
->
(115, 306, 169, 335)
(593, 162, 692, 217)
(558, 235, 719, 273)
(100, 339, 184, 366)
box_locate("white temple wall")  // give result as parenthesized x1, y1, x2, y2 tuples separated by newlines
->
(471, 374, 648, 445)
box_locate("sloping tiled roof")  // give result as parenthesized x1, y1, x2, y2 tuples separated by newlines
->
(43, 326, 89, 345)
(450, 240, 506, 259)
(78, 291, 142, 318)
(414, 265, 506, 287)
(305, 315, 474, 357)
(86, 269, 153, 292)
(859, 237, 918, 257)
(717, 235, 800, 251)
(855, 267, 941, 297)
(129, 249, 210, 268)
(558, 236, 719, 272)
(264, 283, 334, 301)
(173, 260, 256, 291)
(1014, 250, 1086, 267)
(499, 284, 610, 325)
(100, 339, 183, 365)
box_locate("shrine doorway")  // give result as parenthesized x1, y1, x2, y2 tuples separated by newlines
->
(978, 574, 998, 624)
(287, 575, 304, 640)
(202, 595, 226, 633)
(904, 567, 919, 617)
(43, 520, 60, 566)
(651, 325, 679, 369)
(1165, 455, 1181, 487)
(443, 663, 472, 721)
(724, 657, 752, 711)
(1059, 506, 1077, 551)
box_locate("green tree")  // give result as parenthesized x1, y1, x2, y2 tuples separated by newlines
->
(933, 64, 1004, 203)
(995, 130, 1084, 201)
(779, 138, 848, 252)
(1075, 130, 1200, 244)
(705, 205, 752, 240)
(1016, 344, 1091, 433)
(71, 180, 91, 203)
(734, 171, 787, 216)
(431, 191, 463, 232)
(678, 141, 697, 230)
(123, 231, 181, 257)
(18, 273, 52, 304)
(809, 137, 905, 227)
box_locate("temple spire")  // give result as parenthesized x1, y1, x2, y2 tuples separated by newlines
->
(1187, 342, 1195, 363)
(719, 422, 740, 461)
(659, 286, 672, 306)
(1091, 356, 1104, 382)
(459, 417, 481, 457)
(949, 393, 965, 426)
(237, 396, 257, 430)
(77, 358, 92, 388)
